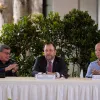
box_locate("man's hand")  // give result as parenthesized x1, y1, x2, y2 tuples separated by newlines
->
(12, 64, 18, 73)
(5, 64, 18, 72)
(92, 69, 100, 75)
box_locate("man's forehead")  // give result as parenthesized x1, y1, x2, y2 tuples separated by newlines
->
(44, 44, 55, 49)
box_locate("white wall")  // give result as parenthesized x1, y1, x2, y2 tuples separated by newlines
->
(80, 0, 97, 23)
(52, 0, 78, 17)
(47, 0, 97, 22)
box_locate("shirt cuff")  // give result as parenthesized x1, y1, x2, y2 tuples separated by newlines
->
(55, 72, 60, 78)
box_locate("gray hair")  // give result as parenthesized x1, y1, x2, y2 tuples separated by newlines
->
(0, 45, 10, 52)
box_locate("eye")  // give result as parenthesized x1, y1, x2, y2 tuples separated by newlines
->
(44, 50, 48, 52)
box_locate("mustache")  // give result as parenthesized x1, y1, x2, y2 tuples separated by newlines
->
(45, 55, 52, 56)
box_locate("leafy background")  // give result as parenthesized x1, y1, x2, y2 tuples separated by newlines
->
(0, 9, 100, 77)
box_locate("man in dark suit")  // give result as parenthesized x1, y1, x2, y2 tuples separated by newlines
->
(0, 44, 18, 77)
(32, 43, 68, 78)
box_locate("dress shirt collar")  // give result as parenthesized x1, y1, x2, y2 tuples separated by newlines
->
(51, 59, 54, 64)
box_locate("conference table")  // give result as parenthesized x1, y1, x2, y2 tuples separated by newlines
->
(0, 77, 100, 100)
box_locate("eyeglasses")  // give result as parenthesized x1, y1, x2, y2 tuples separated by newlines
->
(2, 52, 10, 55)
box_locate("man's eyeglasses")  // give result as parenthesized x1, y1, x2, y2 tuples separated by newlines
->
(2, 52, 10, 55)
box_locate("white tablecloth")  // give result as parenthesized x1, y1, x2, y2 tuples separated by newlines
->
(0, 77, 100, 100)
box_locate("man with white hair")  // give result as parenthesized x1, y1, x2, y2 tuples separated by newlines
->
(86, 42, 100, 78)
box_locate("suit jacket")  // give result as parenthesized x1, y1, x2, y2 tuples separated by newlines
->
(32, 56, 68, 78)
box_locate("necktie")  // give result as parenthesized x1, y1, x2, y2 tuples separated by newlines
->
(47, 61, 52, 72)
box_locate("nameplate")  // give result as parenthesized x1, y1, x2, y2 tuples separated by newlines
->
(35, 74, 56, 80)
(92, 75, 100, 80)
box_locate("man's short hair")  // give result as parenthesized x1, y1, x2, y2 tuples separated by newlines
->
(44, 42, 56, 50)
(0, 44, 10, 52)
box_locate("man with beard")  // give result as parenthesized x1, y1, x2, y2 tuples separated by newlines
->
(0, 44, 18, 77)
(86, 42, 100, 78)
(32, 43, 68, 78)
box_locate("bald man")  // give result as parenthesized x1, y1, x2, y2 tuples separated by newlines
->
(86, 42, 100, 78)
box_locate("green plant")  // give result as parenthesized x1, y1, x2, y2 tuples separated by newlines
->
(0, 10, 100, 77)
(63, 9, 100, 76)
(0, 16, 44, 76)
(0, 13, 70, 76)
(30, 12, 72, 61)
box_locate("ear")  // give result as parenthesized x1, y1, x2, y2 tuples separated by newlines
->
(55, 50, 56, 55)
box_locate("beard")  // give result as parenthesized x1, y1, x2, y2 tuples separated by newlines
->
(45, 55, 54, 61)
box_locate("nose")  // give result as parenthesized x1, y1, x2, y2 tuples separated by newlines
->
(46, 50, 50, 54)
(46, 50, 51, 54)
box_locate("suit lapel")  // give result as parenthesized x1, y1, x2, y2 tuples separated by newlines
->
(42, 57, 47, 71)
(53, 58, 58, 71)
